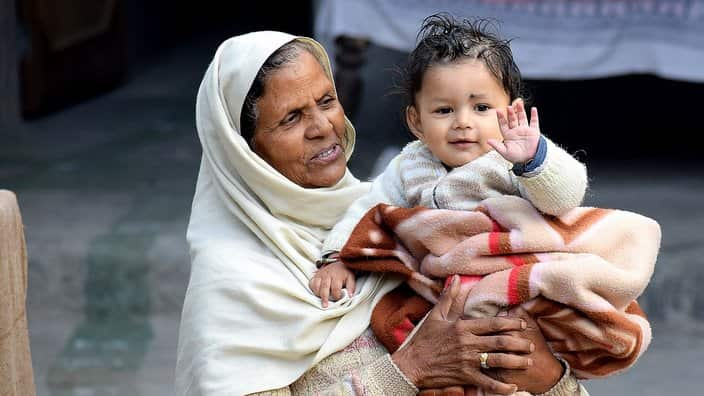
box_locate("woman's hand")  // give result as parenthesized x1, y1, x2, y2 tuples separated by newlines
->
(310, 261, 356, 308)
(391, 276, 534, 395)
(488, 307, 564, 394)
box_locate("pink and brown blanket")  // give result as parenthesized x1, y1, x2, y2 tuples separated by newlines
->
(340, 195, 660, 380)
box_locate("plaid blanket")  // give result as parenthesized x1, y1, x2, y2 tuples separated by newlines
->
(340, 195, 659, 380)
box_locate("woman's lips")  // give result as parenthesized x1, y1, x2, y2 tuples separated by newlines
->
(310, 143, 342, 164)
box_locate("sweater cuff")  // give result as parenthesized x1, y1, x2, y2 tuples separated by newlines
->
(322, 234, 349, 255)
(512, 135, 547, 176)
(362, 354, 419, 395)
(519, 136, 558, 183)
(534, 358, 580, 396)
(516, 137, 587, 215)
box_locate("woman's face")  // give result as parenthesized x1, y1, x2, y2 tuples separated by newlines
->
(252, 50, 347, 188)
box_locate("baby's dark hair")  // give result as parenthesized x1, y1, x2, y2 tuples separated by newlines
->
(399, 13, 523, 108)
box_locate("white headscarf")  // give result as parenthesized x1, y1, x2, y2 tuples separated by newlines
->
(176, 31, 402, 395)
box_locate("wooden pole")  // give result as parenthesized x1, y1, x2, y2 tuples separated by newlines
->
(0, 0, 21, 129)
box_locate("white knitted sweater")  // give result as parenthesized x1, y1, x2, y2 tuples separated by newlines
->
(324, 137, 588, 253)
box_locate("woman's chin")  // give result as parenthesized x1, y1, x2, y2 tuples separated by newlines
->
(306, 160, 347, 188)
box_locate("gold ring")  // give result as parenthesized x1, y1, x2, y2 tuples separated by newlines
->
(479, 352, 490, 369)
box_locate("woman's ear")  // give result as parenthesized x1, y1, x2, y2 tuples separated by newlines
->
(405, 106, 424, 141)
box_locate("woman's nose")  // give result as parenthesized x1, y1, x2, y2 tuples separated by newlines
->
(305, 109, 334, 139)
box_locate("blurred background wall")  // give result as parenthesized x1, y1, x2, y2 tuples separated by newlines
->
(3, 0, 702, 164)
(7, 1, 314, 118)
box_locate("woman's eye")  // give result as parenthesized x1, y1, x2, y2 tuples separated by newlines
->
(475, 104, 490, 112)
(434, 107, 452, 114)
(283, 112, 300, 125)
(320, 96, 336, 108)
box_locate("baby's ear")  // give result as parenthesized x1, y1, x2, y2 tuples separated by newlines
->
(405, 106, 424, 141)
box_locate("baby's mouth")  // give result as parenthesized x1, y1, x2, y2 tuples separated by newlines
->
(450, 139, 476, 145)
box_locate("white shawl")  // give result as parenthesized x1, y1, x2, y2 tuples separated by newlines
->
(175, 31, 402, 395)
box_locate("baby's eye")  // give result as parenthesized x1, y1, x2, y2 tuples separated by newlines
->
(434, 107, 452, 114)
(475, 104, 491, 112)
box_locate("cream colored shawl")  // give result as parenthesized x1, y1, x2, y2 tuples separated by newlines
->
(175, 31, 402, 395)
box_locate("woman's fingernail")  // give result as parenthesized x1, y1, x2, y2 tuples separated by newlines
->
(527, 358, 533, 367)
(530, 343, 535, 352)
(521, 320, 527, 329)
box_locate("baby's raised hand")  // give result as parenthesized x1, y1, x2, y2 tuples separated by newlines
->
(310, 261, 356, 308)
(488, 99, 541, 165)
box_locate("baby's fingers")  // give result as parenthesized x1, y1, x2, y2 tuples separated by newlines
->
(310, 276, 322, 296)
(496, 109, 510, 133)
(530, 106, 540, 131)
(346, 273, 356, 296)
(515, 100, 529, 126)
(320, 277, 331, 308)
(331, 278, 344, 301)
(506, 105, 519, 129)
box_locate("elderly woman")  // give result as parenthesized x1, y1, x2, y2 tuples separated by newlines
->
(175, 31, 586, 395)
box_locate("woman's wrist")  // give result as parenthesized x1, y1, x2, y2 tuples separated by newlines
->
(534, 358, 579, 396)
(390, 349, 421, 388)
(387, 355, 419, 393)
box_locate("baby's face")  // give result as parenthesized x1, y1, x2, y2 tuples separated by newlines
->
(407, 59, 511, 168)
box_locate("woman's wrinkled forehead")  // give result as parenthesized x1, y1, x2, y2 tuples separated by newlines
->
(216, 31, 298, 131)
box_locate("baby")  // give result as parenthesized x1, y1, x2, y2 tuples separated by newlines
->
(311, 14, 587, 307)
